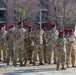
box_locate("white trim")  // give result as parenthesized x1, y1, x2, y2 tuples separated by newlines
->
(0, 21, 6, 23)
(0, 21, 18, 24)
(0, 8, 6, 11)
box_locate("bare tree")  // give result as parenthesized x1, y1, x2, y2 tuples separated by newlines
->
(49, 0, 76, 29)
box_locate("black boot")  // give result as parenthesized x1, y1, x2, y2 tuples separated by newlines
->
(13, 60, 17, 67)
(39, 62, 44, 65)
(24, 60, 27, 66)
(6, 58, 10, 65)
(33, 62, 36, 66)
(62, 64, 66, 70)
(56, 63, 60, 70)
(20, 61, 25, 66)
(67, 64, 70, 68)
(72, 63, 76, 68)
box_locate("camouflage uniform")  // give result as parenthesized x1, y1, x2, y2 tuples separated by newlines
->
(16, 28, 26, 66)
(56, 37, 66, 70)
(6, 30, 17, 65)
(29, 31, 35, 63)
(43, 31, 49, 63)
(65, 34, 70, 67)
(67, 34, 76, 67)
(24, 30, 33, 64)
(0, 30, 7, 62)
(49, 29, 59, 64)
(33, 29, 44, 65)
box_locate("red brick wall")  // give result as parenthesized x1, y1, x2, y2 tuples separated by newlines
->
(6, 0, 14, 30)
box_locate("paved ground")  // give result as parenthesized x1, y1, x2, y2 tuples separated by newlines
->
(0, 62, 76, 75)
(0, 51, 76, 75)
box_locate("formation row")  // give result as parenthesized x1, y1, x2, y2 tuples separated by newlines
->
(0, 22, 76, 70)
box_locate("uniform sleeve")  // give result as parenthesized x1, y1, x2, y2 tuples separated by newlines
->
(55, 39, 59, 47)
(29, 31, 34, 41)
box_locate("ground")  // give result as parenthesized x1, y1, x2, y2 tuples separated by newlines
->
(1, 50, 76, 75)
(0, 62, 76, 75)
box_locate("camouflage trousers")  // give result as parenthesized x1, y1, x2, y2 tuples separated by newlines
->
(66, 47, 71, 65)
(71, 49, 75, 66)
(6, 49, 13, 61)
(6, 49, 14, 64)
(67, 47, 75, 66)
(0, 45, 6, 61)
(16, 44, 24, 64)
(44, 45, 49, 62)
(56, 51, 66, 69)
(32, 45, 44, 63)
(48, 44, 57, 63)
(25, 45, 33, 60)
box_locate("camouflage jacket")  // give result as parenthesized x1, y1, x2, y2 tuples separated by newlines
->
(56, 37, 67, 54)
(49, 29, 59, 45)
(43, 32, 49, 46)
(34, 29, 44, 45)
(6, 30, 18, 48)
(0, 30, 8, 45)
(16, 28, 27, 45)
(67, 34, 76, 49)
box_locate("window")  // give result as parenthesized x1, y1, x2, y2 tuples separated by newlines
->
(0, 1, 6, 8)
(0, 11, 4, 18)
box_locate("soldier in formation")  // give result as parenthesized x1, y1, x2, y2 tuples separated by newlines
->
(6, 25, 14, 65)
(32, 23, 44, 65)
(43, 28, 49, 63)
(67, 29, 76, 67)
(56, 31, 66, 70)
(0, 23, 76, 70)
(48, 24, 59, 64)
(0, 24, 7, 63)
(16, 22, 27, 66)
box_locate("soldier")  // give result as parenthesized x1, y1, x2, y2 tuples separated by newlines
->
(43, 28, 49, 63)
(56, 31, 66, 70)
(32, 23, 44, 65)
(65, 29, 69, 37)
(6, 25, 15, 65)
(25, 25, 28, 30)
(16, 22, 27, 66)
(49, 24, 59, 64)
(64, 29, 70, 68)
(24, 25, 33, 65)
(67, 29, 76, 67)
(0, 24, 7, 63)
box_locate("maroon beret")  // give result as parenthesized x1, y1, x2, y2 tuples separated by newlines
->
(25, 25, 28, 28)
(2, 24, 6, 27)
(28, 25, 32, 29)
(59, 31, 64, 35)
(52, 24, 56, 28)
(69, 29, 73, 33)
(43, 28, 47, 31)
(58, 30, 61, 33)
(65, 29, 69, 32)
(9, 25, 14, 29)
(18, 22, 22, 25)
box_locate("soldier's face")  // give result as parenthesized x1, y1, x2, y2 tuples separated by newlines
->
(37, 25, 41, 29)
(60, 34, 64, 38)
(9, 27, 14, 31)
(69, 32, 72, 35)
(1, 26, 6, 31)
(27, 28, 30, 32)
(18, 25, 23, 29)
(53, 26, 56, 30)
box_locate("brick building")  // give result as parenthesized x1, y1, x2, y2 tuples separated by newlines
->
(0, 0, 75, 30)
(0, 0, 17, 30)
(0, 0, 53, 30)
